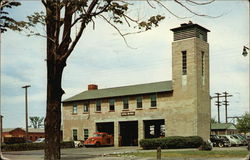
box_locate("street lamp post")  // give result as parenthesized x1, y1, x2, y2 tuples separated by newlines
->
(242, 46, 250, 151)
(22, 85, 31, 141)
(242, 46, 250, 113)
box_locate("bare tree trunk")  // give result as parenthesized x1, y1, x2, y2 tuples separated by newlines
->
(44, 60, 65, 160)
(44, 2, 64, 159)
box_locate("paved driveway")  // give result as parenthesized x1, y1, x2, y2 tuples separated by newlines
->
(2, 146, 250, 160)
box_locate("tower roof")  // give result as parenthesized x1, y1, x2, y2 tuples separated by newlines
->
(170, 21, 210, 32)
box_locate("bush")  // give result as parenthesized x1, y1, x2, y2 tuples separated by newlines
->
(4, 137, 26, 144)
(2, 143, 44, 151)
(139, 136, 203, 150)
(2, 141, 75, 151)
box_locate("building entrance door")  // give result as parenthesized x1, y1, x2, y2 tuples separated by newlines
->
(119, 121, 138, 146)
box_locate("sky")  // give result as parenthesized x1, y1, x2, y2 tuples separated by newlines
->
(0, 0, 249, 128)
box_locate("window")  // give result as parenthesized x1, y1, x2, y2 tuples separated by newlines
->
(201, 51, 205, 76)
(150, 94, 157, 107)
(96, 100, 101, 112)
(123, 97, 129, 110)
(72, 104, 77, 114)
(199, 33, 205, 41)
(83, 102, 89, 113)
(109, 99, 115, 111)
(136, 96, 142, 108)
(72, 129, 78, 141)
(182, 51, 187, 75)
(84, 129, 89, 140)
(150, 125, 155, 136)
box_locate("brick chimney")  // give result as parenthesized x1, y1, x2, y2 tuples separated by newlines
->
(88, 84, 98, 90)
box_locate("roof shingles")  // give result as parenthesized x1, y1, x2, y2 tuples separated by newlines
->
(63, 81, 172, 103)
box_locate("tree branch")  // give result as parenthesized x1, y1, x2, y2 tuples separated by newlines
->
(147, 0, 156, 9)
(55, 0, 60, 50)
(186, 0, 215, 5)
(154, 0, 189, 19)
(174, 0, 220, 18)
(99, 14, 135, 49)
(60, 0, 99, 61)
(91, 0, 112, 17)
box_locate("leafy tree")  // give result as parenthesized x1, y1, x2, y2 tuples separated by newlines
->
(211, 117, 218, 123)
(12, 0, 216, 159)
(236, 113, 250, 134)
(0, 0, 27, 33)
(29, 116, 44, 129)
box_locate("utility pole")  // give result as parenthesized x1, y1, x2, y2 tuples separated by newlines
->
(222, 92, 233, 123)
(211, 93, 222, 123)
(22, 85, 31, 141)
(211, 92, 233, 123)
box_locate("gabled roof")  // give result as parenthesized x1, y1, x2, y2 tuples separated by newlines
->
(3, 128, 23, 133)
(3, 128, 44, 133)
(63, 81, 173, 103)
(211, 123, 237, 130)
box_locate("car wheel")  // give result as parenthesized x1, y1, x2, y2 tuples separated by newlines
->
(95, 142, 100, 147)
(218, 142, 224, 148)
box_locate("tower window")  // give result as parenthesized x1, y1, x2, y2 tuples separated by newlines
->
(201, 51, 205, 76)
(182, 51, 187, 75)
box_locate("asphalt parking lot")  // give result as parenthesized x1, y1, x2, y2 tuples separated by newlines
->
(2, 146, 250, 160)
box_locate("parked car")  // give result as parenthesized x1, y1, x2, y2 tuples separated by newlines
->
(84, 132, 114, 147)
(233, 134, 248, 146)
(210, 135, 231, 147)
(33, 138, 45, 143)
(219, 135, 241, 146)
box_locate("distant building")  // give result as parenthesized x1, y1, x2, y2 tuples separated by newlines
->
(211, 123, 237, 135)
(62, 22, 211, 147)
(2, 128, 44, 142)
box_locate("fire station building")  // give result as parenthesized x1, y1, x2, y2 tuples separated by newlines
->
(62, 22, 211, 147)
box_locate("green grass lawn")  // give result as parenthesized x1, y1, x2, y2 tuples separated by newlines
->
(122, 150, 249, 158)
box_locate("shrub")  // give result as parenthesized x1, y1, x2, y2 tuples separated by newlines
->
(139, 136, 203, 150)
(4, 137, 25, 144)
(2, 143, 44, 151)
(2, 141, 75, 151)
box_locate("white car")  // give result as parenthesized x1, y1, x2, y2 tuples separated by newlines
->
(33, 138, 45, 143)
(219, 135, 241, 146)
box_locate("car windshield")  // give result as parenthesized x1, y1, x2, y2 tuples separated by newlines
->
(220, 137, 227, 140)
(232, 135, 239, 139)
(35, 138, 44, 142)
(93, 134, 103, 137)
